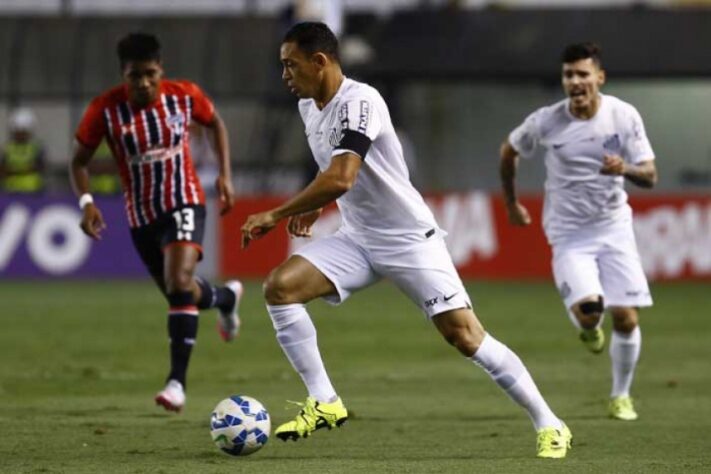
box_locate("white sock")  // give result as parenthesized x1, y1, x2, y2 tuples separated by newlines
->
(472, 333, 562, 431)
(267, 304, 337, 403)
(610, 326, 641, 398)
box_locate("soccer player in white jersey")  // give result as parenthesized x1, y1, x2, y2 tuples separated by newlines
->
(500, 43, 658, 422)
(241, 22, 571, 458)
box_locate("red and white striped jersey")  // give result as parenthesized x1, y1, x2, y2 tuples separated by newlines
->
(76, 80, 213, 227)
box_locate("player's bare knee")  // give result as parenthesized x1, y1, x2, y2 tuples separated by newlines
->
(610, 307, 638, 333)
(262, 273, 283, 305)
(263, 268, 296, 305)
(435, 311, 484, 357)
(450, 330, 480, 357)
(573, 296, 604, 329)
(165, 270, 193, 294)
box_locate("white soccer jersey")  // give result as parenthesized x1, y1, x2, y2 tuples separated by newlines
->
(509, 93, 655, 244)
(298, 77, 439, 248)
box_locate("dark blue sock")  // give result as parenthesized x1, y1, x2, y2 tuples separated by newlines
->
(195, 277, 236, 312)
(167, 291, 198, 389)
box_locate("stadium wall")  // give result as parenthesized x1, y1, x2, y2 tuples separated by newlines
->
(2, 193, 708, 281)
(0, 195, 218, 279)
(215, 193, 711, 282)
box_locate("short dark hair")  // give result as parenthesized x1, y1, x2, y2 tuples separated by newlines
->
(117, 33, 161, 68)
(561, 42, 602, 67)
(283, 22, 339, 62)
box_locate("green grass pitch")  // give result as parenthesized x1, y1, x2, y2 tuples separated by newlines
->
(1, 280, 710, 473)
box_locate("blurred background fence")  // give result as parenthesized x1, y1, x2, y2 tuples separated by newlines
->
(1, 0, 710, 280)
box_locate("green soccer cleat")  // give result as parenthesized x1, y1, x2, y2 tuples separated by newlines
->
(536, 423, 572, 459)
(275, 397, 348, 441)
(609, 396, 638, 421)
(579, 327, 605, 354)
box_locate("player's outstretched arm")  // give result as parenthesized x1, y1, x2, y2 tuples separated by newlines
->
(600, 155, 657, 188)
(206, 110, 235, 215)
(70, 141, 106, 240)
(241, 153, 361, 248)
(499, 140, 532, 226)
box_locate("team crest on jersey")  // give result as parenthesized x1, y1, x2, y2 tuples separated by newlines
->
(603, 134, 621, 151)
(166, 112, 186, 136)
(329, 126, 343, 147)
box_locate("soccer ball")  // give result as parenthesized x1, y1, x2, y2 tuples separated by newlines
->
(210, 395, 270, 456)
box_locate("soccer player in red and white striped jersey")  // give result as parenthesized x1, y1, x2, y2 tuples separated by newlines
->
(70, 33, 243, 412)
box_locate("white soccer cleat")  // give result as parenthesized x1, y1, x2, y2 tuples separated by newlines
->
(218, 280, 243, 342)
(154, 379, 186, 412)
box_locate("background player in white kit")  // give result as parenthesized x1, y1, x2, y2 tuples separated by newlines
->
(500, 43, 658, 421)
(241, 22, 572, 458)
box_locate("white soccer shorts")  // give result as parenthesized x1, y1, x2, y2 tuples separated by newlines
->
(293, 230, 472, 318)
(552, 220, 653, 312)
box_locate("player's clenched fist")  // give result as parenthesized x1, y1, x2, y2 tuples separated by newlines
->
(287, 209, 322, 238)
(600, 154, 626, 176)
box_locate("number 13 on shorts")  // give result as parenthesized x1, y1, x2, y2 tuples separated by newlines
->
(173, 208, 195, 241)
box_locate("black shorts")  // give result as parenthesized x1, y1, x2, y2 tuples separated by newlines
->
(130, 205, 206, 283)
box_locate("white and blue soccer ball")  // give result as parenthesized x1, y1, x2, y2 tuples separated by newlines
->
(210, 395, 270, 456)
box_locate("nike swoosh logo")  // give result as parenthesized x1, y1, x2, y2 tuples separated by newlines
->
(553, 137, 595, 149)
(443, 292, 458, 302)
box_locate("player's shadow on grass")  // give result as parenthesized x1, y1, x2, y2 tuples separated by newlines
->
(136, 413, 175, 418)
(236, 453, 529, 462)
(359, 414, 519, 423)
(558, 413, 609, 421)
(175, 451, 499, 462)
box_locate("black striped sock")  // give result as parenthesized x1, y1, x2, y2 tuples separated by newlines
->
(166, 291, 198, 389)
(195, 277, 236, 312)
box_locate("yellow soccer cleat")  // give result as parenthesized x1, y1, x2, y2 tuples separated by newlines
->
(579, 327, 605, 354)
(536, 423, 572, 459)
(609, 396, 638, 421)
(275, 397, 348, 441)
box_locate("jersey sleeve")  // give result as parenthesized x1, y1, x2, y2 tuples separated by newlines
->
(75, 97, 107, 150)
(181, 81, 215, 126)
(622, 106, 654, 164)
(332, 98, 382, 159)
(508, 110, 541, 159)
